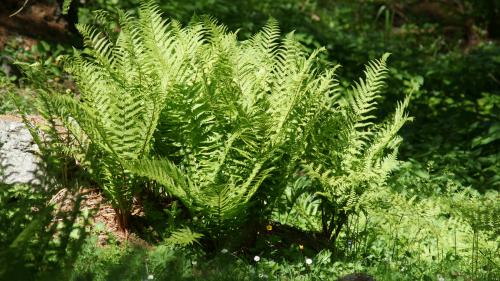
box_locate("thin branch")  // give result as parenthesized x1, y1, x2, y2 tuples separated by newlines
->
(9, 0, 30, 17)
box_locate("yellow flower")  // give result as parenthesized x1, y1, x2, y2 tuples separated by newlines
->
(266, 224, 272, 231)
(299, 244, 304, 250)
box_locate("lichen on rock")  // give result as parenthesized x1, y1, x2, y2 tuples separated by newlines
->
(0, 116, 41, 185)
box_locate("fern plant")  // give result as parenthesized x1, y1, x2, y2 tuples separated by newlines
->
(28, 1, 411, 244)
(25, 8, 170, 230)
(126, 2, 342, 240)
(276, 54, 413, 249)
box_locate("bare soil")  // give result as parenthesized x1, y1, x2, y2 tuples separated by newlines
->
(51, 187, 149, 248)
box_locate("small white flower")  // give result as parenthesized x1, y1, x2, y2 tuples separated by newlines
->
(437, 275, 445, 281)
(147, 275, 154, 280)
(254, 255, 260, 262)
(305, 258, 313, 265)
(221, 248, 228, 254)
(191, 260, 197, 265)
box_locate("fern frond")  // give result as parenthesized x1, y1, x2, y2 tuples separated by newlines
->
(347, 53, 390, 127)
(165, 227, 204, 246)
(249, 18, 281, 62)
(363, 95, 412, 174)
(128, 158, 194, 207)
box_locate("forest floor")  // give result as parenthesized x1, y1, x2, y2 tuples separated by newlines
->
(0, 0, 73, 48)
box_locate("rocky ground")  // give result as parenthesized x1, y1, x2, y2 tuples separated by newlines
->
(0, 114, 43, 184)
(0, 114, 148, 247)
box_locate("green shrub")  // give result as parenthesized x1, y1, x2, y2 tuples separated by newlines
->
(28, 1, 410, 249)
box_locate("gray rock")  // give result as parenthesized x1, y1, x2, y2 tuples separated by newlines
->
(0, 118, 41, 185)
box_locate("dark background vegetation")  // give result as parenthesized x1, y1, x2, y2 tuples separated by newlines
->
(0, 0, 498, 280)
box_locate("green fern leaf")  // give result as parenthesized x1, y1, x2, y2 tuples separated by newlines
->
(165, 227, 204, 246)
